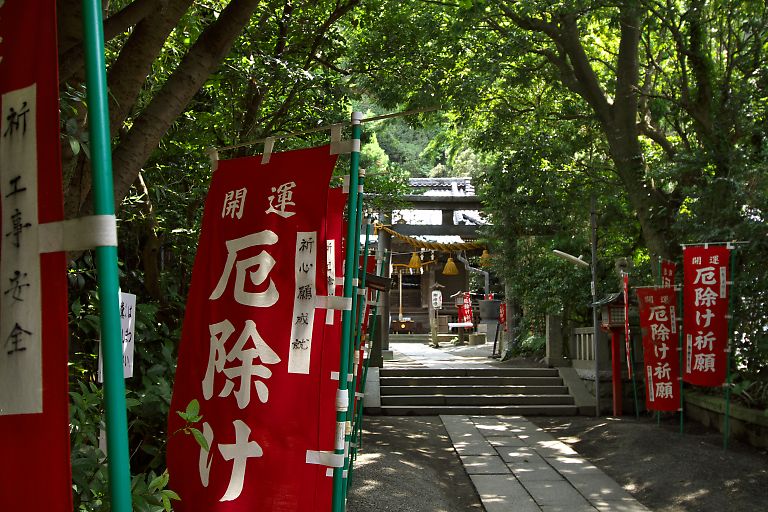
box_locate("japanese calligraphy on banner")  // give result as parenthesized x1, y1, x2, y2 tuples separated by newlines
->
(458, 292, 473, 324)
(622, 273, 632, 378)
(637, 288, 680, 411)
(683, 245, 731, 386)
(0, 1, 72, 510)
(167, 146, 336, 510)
(661, 259, 676, 287)
(499, 302, 507, 331)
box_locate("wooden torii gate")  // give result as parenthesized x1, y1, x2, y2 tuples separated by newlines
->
(369, 180, 485, 366)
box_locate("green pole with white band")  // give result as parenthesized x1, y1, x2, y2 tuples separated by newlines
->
(81, 1, 132, 510)
(332, 112, 362, 512)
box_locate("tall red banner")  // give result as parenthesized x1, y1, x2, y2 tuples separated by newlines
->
(622, 273, 632, 377)
(0, 1, 71, 510)
(637, 288, 680, 411)
(661, 259, 676, 287)
(315, 187, 346, 510)
(683, 245, 731, 386)
(168, 146, 336, 510)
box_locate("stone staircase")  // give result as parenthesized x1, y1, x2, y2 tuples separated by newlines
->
(379, 367, 579, 416)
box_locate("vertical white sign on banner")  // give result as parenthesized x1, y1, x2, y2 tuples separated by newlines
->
(288, 231, 317, 374)
(0, 84, 42, 415)
(325, 240, 336, 325)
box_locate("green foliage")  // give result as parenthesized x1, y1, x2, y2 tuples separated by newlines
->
(513, 333, 546, 358)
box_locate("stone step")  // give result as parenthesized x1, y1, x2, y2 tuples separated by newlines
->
(383, 376, 565, 387)
(380, 367, 558, 378)
(380, 394, 575, 406)
(380, 384, 569, 396)
(379, 404, 580, 416)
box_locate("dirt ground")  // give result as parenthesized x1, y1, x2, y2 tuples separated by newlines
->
(535, 414, 768, 512)
(346, 414, 768, 512)
(346, 416, 484, 512)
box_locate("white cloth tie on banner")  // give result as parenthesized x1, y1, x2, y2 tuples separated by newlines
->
(314, 295, 353, 311)
(305, 450, 344, 468)
(38, 215, 118, 252)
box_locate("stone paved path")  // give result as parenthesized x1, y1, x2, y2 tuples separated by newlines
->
(442, 415, 650, 512)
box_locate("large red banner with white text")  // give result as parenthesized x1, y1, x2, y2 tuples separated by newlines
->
(637, 288, 680, 411)
(0, 1, 71, 510)
(168, 146, 336, 510)
(682, 245, 731, 386)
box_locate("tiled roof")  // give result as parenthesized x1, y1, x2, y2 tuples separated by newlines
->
(409, 177, 475, 195)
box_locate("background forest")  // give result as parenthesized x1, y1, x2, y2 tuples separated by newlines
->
(57, 0, 767, 509)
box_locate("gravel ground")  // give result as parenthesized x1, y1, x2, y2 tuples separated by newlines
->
(345, 414, 768, 512)
(346, 416, 483, 512)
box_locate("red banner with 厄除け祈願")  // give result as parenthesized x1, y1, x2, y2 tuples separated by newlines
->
(682, 245, 731, 387)
(167, 146, 337, 511)
(637, 287, 681, 412)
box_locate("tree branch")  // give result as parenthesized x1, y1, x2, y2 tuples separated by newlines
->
(59, 0, 167, 84)
(100, 0, 265, 215)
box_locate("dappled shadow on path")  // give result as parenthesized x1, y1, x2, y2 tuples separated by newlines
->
(346, 416, 483, 512)
(534, 416, 768, 512)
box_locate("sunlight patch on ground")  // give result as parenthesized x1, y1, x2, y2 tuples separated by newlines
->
(352, 453, 381, 468)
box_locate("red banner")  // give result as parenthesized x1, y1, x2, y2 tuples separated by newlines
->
(499, 302, 507, 331)
(622, 273, 632, 377)
(168, 146, 336, 510)
(0, 1, 71, 510)
(661, 259, 676, 287)
(315, 187, 346, 510)
(637, 288, 681, 411)
(682, 245, 731, 386)
(458, 292, 473, 324)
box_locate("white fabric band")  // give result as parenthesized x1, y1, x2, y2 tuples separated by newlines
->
(330, 371, 340, 381)
(315, 295, 353, 311)
(39, 215, 117, 253)
(207, 147, 219, 171)
(261, 137, 275, 164)
(336, 389, 349, 411)
(330, 124, 353, 155)
(306, 450, 344, 468)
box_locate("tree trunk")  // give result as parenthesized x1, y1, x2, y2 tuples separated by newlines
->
(71, 0, 263, 219)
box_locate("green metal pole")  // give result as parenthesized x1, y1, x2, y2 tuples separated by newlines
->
(350, 248, 388, 468)
(346, 222, 372, 484)
(332, 112, 362, 512)
(724, 247, 736, 450)
(341, 172, 367, 505)
(81, 2, 132, 510)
